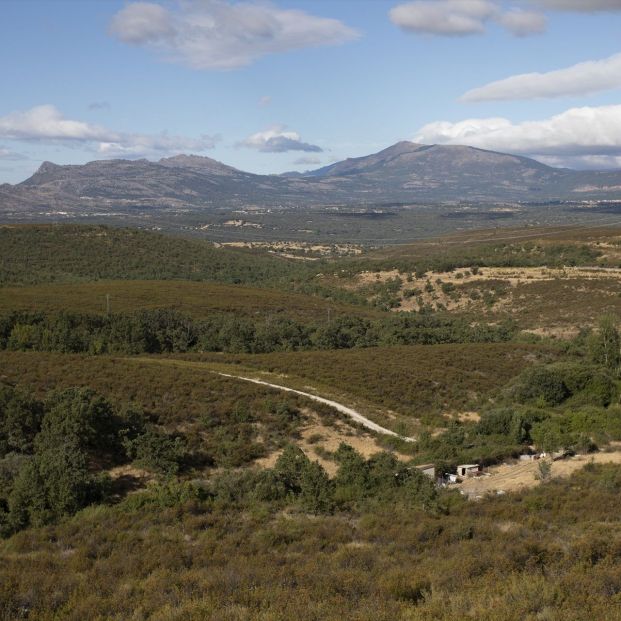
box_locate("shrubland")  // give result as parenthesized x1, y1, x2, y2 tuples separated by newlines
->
(1, 223, 621, 620)
(2, 459, 621, 620)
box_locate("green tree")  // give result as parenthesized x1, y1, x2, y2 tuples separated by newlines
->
(0, 384, 43, 457)
(8, 438, 101, 530)
(589, 316, 621, 374)
(535, 459, 552, 483)
(39, 388, 120, 456)
(531, 419, 565, 454)
(274, 445, 312, 495)
(512, 366, 570, 406)
(367, 452, 401, 496)
(299, 460, 334, 514)
(334, 443, 369, 502)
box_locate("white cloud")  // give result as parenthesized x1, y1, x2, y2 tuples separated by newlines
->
(259, 95, 272, 107)
(97, 133, 218, 158)
(0, 146, 27, 161)
(0, 105, 112, 142)
(110, 0, 359, 70)
(462, 51, 621, 101)
(414, 105, 621, 167)
(0, 105, 217, 158)
(497, 9, 546, 36)
(389, 0, 494, 35)
(530, 0, 621, 11)
(293, 156, 322, 166)
(536, 154, 621, 170)
(389, 0, 546, 36)
(109, 1, 174, 43)
(241, 126, 322, 153)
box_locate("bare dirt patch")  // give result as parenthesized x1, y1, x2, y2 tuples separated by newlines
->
(459, 451, 621, 498)
(219, 240, 362, 258)
(451, 411, 481, 423)
(348, 266, 621, 329)
(107, 464, 154, 496)
(255, 408, 407, 476)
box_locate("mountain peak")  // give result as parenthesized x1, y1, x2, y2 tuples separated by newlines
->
(158, 154, 239, 175)
(36, 161, 62, 175)
(382, 140, 426, 153)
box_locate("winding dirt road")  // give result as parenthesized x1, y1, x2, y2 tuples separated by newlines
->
(216, 371, 416, 442)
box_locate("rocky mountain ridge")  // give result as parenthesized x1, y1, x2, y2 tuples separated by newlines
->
(2, 142, 621, 215)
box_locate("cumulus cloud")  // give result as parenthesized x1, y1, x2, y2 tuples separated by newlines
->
(389, 0, 546, 36)
(241, 126, 322, 153)
(258, 96, 272, 108)
(530, 0, 621, 11)
(0, 105, 112, 142)
(0, 105, 216, 158)
(414, 105, 621, 167)
(109, 0, 359, 70)
(462, 51, 621, 101)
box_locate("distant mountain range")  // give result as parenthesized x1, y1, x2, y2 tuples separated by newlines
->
(2, 142, 621, 216)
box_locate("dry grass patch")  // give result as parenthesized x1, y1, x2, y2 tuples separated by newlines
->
(460, 450, 621, 498)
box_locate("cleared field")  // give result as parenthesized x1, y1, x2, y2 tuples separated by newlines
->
(0, 280, 377, 321)
(461, 451, 621, 498)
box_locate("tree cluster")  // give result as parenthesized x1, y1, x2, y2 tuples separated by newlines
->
(0, 309, 516, 355)
(0, 384, 186, 536)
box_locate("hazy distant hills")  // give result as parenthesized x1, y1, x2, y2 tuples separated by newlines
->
(2, 141, 621, 216)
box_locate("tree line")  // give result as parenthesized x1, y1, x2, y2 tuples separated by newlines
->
(0, 309, 516, 355)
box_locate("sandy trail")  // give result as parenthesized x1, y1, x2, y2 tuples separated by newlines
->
(216, 372, 415, 442)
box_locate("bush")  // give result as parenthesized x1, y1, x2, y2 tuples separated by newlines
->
(124, 427, 186, 476)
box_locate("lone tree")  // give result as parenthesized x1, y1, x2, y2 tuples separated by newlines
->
(590, 316, 621, 375)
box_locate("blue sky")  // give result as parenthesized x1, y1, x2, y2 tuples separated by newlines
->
(1, 0, 621, 183)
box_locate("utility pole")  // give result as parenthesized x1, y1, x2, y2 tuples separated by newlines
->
(106, 293, 110, 316)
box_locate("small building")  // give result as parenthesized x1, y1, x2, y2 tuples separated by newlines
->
(415, 463, 435, 480)
(456, 464, 481, 478)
